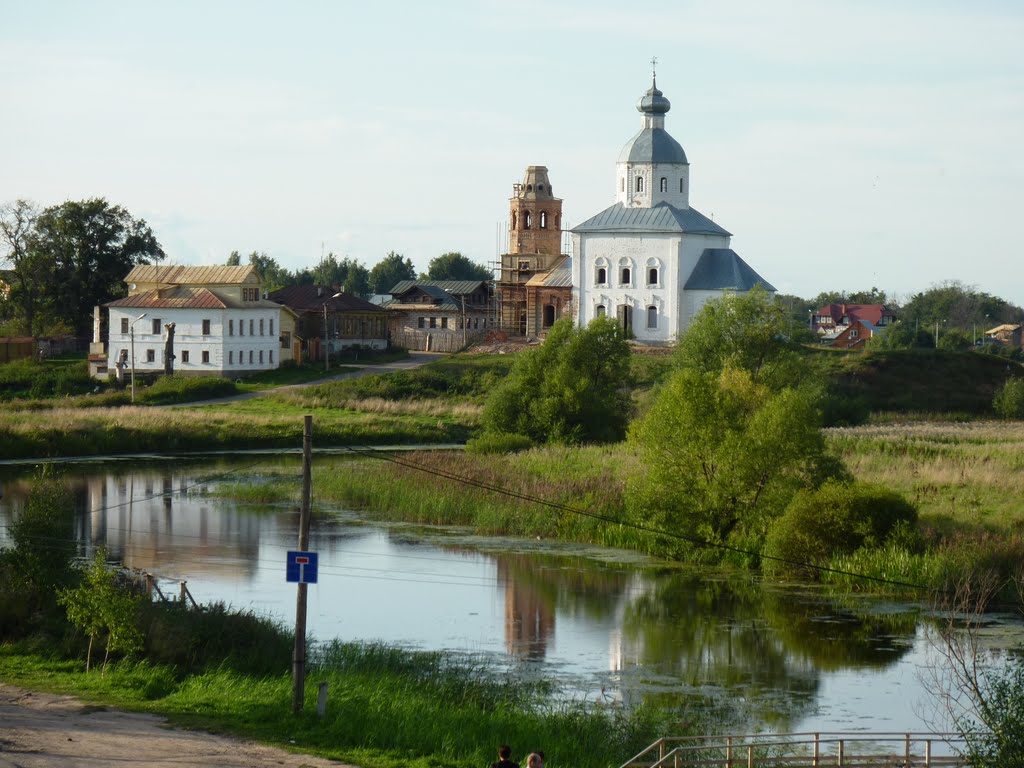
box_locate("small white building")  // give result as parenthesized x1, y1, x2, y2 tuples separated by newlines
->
(572, 76, 774, 343)
(106, 265, 292, 377)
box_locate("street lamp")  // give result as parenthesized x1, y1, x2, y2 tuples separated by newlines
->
(130, 312, 147, 403)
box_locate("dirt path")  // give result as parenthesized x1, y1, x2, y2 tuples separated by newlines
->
(0, 685, 353, 768)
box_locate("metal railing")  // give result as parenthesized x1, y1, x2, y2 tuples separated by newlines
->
(621, 732, 970, 768)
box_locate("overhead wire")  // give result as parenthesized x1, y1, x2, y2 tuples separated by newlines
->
(1, 436, 934, 595)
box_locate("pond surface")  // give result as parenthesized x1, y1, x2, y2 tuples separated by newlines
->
(2, 455, 1021, 736)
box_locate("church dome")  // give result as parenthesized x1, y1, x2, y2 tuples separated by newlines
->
(637, 81, 671, 115)
(617, 77, 688, 165)
(618, 128, 688, 164)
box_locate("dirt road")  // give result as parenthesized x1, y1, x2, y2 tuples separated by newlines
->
(0, 684, 351, 768)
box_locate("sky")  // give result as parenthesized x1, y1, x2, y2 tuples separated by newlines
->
(2, 0, 1023, 304)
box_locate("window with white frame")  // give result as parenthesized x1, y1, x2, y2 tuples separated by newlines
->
(647, 306, 657, 329)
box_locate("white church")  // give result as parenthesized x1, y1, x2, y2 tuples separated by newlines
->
(571, 75, 774, 343)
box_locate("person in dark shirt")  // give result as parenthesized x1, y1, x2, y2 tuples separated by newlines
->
(491, 744, 519, 768)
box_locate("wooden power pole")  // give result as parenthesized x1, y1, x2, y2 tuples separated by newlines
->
(292, 415, 313, 713)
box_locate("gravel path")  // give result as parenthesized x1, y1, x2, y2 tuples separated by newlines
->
(0, 685, 352, 768)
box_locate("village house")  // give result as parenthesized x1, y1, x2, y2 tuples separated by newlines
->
(104, 265, 295, 377)
(267, 284, 388, 362)
(985, 323, 1022, 348)
(812, 302, 895, 335)
(383, 280, 493, 352)
(818, 317, 882, 349)
(571, 74, 774, 343)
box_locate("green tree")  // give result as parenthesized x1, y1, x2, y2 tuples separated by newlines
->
(369, 251, 417, 293)
(245, 251, 292, 292)
(424, 252, 492, 282)
(675, 287, 803, 387)
(0, 199, 47, 335)
(58, 549, 143, 672)
(630, 289, 844, 561)
(629, 365, 833, 558)
(225, 250, 241, 266)
(312, 253, 371, 296)
(29, 199, 164, 336)
(481, 316, 632, 444)
(0, 477, 77, 609)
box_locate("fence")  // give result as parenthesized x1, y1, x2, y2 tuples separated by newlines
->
(391, 329, 486, 353)
(621, 733, 970, 768)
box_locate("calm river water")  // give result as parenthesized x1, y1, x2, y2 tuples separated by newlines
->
(2, 454, 1021, 735)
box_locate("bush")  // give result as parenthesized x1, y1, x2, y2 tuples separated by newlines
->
(481, 317, 632, 444)
(465, 433, 534, 455)
(994, 378, 1024, 418)
(764, 480, 917, 581)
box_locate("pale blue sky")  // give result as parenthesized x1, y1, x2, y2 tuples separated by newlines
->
(3, 1, 1022, 303)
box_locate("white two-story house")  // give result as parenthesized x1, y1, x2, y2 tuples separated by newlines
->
(106, 265, 295, 377)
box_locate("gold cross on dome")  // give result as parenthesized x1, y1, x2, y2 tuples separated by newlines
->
(650, 56, 658, 78)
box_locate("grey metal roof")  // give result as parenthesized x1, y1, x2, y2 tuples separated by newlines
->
(388, 280, 488, 296)
(572, 202, 731, 236)
(618, 127, 688, 165)
(683, 248, 776, 292)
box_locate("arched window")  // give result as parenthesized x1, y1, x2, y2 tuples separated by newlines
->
(679, 178, 684, 193)
(648, 267, 658, 285)
(620, 267, 631, 285)
(620, 177, 625, 192)
(596, 267, 607, 284)
(538, 184, 544, 192)
(635, 176, 644, 193)
(540, 211, 547, 229)
(660, 177, 667, 192)
(527, 184, 533, 192)
(524, 211, 531, 229)
(511, 212, 517, 229)
(554, 213, 560, 229)
(595, 304, 606, 317)
(647, 306, 658, 329)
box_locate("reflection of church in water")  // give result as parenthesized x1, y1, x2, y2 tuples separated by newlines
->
(497, 557, 556, 659)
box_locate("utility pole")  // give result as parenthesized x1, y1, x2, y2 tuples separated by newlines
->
(323, 302, 329, 371)
(292, 415, 313, 713)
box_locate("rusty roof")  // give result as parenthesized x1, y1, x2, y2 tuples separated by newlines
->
(125, 265, 259, 286)
(106, 287, 228, 310)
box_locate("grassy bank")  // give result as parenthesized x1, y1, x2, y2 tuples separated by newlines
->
(293, 421, 1024, 600)
(0, 401, 470, 460)
(0, 621, 671, 768)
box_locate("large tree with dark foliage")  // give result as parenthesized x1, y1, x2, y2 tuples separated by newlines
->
(27, 198, 164, 335)
(424, 252, 492, 282)
(369, 251, 416, 294)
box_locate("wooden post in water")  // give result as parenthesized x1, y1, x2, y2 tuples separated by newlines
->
(292, 415, 313, 714)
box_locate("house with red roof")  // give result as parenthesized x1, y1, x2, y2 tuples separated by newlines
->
(812, 303, 895, 336)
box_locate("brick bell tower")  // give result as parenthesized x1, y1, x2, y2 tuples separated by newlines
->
(509, 166, 562, 258)
(498, 166, 570, 336)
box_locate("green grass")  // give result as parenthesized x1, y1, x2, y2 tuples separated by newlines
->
(811, 348, 1021, 417)
(0, 634, 673, 768)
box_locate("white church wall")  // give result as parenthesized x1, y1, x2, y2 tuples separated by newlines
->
(573, 232, 679, 343)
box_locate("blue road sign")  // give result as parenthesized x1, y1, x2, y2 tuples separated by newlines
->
(286, 551, 318, 584)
